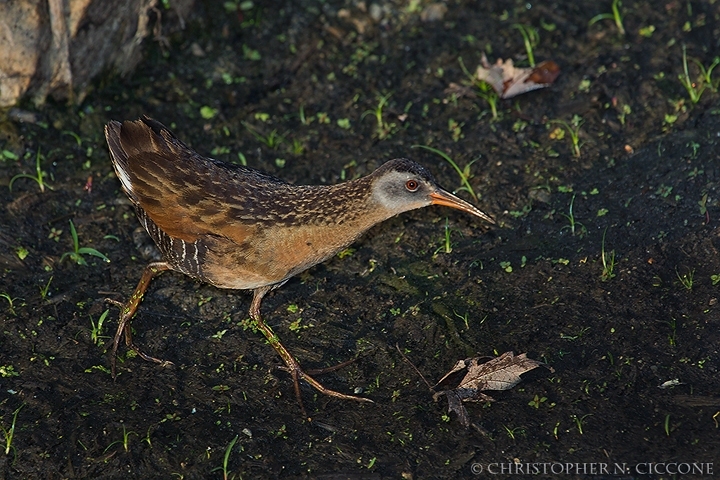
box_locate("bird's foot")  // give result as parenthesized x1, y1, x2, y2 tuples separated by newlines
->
(279, 359, 373, 420)
(103, 262, 172, 379)
(128, 343, 174, 367)
(107, 304, 174, 379)
(304, 355, 362, 376)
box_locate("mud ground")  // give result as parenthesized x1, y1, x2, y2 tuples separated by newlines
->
(1, 0, 719, 478)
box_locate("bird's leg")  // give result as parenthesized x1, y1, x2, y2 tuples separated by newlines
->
(107, 261, 172, 378)
(249, 287, 374, 415)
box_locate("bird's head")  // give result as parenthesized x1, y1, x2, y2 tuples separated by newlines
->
(369, 158, 495, 224)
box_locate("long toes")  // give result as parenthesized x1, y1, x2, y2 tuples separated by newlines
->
(105, 298, 125, 308)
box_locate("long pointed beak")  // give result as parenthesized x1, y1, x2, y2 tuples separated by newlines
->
(430, 190, 495, 224)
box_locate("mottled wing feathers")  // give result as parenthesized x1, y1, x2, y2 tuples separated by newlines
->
(105, 117, 272, 245)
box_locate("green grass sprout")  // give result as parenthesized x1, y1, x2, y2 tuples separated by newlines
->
(0, 293, 22, 316)
(675, 267, 694, 290)
(59, 220, 111, 266)
(588, 0, 625, 36)
(412, 145, 478, 202)
(39, 276, 53, 300)
(361, 92, 397, 139)
(242, 122, 285, 148)
(601, 227, 616, 281)
(433, 218, 453, 255)
(89, 309, 110, 345)
(679, 45, 720, 104)
(560, 194, 586, 236)
(2, 403, 24, 456)
(211, 434, 239, 480)
(459, 57, 499, 119)
(549, 116, 584, 158)
(512, 24, 539, 67)
(9, 149, 53, 193)
(104, 424, 137, 453)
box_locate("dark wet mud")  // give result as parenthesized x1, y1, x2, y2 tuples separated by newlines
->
(1, 1, 719, 478)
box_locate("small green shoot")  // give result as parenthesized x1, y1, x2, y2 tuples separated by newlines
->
(15, 246, 29, 260)
(212, 434, 239, 480)
(361, 92, 397, 139)
(502, 425, 523, 441)
(448, 119, 463, 142)
(39, 276, 53, 300)
(711, 274, 720, 286)
(242, 122, 285, 149)
(459, 57, 499, 119)
(549, 116, 584, 158)
(617, 103, 632, 125)
(63, 130, 83, 146)
(144, 425, 153, 447)
(434, 218, 453, 255)
(1, 150, 19, 161)
(679, 45, 720, 104)
(290, 138, 306, 155)
(89, 309, 110, 345)
(668, 317, 677, 347)
(2, 403, 23, 456)
(512, 24, 539, 67)
(9, 149, 53, 193)
(299, 105, 310, 125)
(600, 227, 616, 281)
(412, 145, 478, 202)
(0, 366, 18, 378)
(675, 267, 694, 290)
(664, 414, 671, 436)
(104, 424, 137, 453)
(200, 106, 218, 120)
(476, 82, 500, 119)
(588, 0, 625, 36)
(528, 394, 547, 409)
(59, 220, 111, 266)
(560, 194, 585, 236)
(453, 310, 473, 330)
(638, 25, 655, 38)
(0, 293, 21, 316)
(572, 413, 593, 435)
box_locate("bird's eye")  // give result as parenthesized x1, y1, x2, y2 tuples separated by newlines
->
(405, 179, 419, 192)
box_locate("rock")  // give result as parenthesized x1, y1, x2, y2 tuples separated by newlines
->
(420, 3, 447, 22)
(0, 0, 194, 107)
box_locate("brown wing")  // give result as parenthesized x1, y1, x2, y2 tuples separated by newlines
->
(105, 117, 283, 245)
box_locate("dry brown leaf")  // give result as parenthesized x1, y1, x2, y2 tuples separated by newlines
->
(476, 53, 560, 99)
(433, 352, 553, 427)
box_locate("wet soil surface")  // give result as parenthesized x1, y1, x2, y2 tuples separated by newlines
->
(1, 0, 720, 478)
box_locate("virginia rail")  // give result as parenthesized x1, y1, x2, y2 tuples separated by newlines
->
(104, 116, 494, 412)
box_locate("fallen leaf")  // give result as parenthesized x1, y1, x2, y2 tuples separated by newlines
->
(433, 352, 553, 427)
(476, 53, 560, 99)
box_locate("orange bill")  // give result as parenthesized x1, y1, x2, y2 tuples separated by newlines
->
(430, 190, 495, 224)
